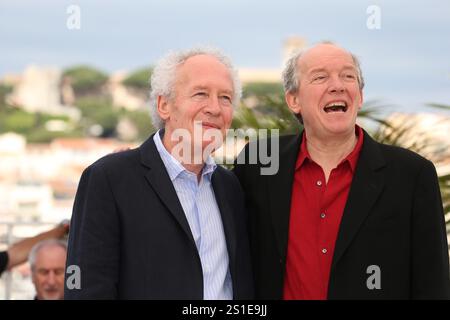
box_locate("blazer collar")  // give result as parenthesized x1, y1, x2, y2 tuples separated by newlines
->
(267, 133, 303, 262)
(267, 129, 386, 267)
(139, 133, 197, 246)
(211, 168, 238, 279)
(140, 134, 238, 269)
(331, 129, 386, 270)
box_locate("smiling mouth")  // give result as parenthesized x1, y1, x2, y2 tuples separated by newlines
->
(323, 101, 348, 113)
(201, 123, 220, 129)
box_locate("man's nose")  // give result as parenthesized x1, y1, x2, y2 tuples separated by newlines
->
(328, 76, 345, 94)
(204, 96, 221, 115)
(46, 271, 57, 285)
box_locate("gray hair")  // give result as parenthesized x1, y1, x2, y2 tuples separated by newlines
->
(28, 239, 67, 271)
(282, 41, 365, 95)
(149, 46, 242, 130)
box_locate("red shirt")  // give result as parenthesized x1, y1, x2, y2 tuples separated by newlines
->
(283, 126, 364, 300)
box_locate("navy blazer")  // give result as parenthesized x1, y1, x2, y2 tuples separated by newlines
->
(65, 133, 253, 299)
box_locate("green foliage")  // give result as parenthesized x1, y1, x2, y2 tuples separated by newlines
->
(119, 109, 155, 141)
(233, 91, 300, 136)
(122, 67, 153, 90)
(242, 82, 283, 98)
(26, 126, 83, 143)
(0, 106, 79, 143)
(63, 65, 108, 95)
(0, 108, 36, 133)
(76, 97, 119, 137)
(0, 84, 13, 105)
(75, 97, 155, 140)
(427, 103, 450, 111)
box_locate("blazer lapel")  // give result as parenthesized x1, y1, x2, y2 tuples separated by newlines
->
(211, 169, 237, 274)
(267, 134, 302, 261)
(331, 130, 386, 270)
(139, 134, 196, 246)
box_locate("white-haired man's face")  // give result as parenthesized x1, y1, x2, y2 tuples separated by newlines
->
(31, 245, 67, 300)
(157, 54, 234, 162)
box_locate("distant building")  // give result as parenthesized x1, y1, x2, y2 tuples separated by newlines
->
(238, 36, 307, 84)
(282, 36, 307, 67)
(109, 71, 148, 111)
(5, 65, 80, 119)
(0, 132, 133, 222)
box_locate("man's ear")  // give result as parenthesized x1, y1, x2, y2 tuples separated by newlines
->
(285, 92, 302, 115)
(157, 95, 170, 121)
(358, 90, 364, 110)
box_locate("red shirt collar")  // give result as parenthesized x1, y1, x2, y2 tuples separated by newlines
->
(296, 125, 364, 172)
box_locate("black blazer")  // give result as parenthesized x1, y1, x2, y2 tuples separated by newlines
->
(65, 134, 253, 299)
(234, 129, 450, 299)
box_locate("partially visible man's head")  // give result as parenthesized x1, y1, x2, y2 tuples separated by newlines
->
(29, 240, 67, 300)
(149, 47, 241, 156)
(282, 42, 364, 138)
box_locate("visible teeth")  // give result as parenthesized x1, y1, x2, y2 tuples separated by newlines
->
(324, 101, 348, 113)
(325, 102, 346, 108)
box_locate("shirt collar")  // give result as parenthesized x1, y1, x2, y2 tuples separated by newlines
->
(296, 125, 364, 172)
(153, 129, 217, 181)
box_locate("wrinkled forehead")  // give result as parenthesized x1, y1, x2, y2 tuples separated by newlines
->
(298, 44, 356, 73)
(177, 54, 232, 81)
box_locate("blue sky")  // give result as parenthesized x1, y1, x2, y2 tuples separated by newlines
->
(0, 0, 449, 113)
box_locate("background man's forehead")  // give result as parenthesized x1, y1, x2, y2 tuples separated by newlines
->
(299, 54, 356, 72)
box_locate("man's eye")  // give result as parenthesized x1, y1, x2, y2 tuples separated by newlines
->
(38, 269, 49, 276)
(220, 96, 232, 103)
(312, 75, 326, 82)
(194, 92, 207, 97)
(55, 268, 65, 276)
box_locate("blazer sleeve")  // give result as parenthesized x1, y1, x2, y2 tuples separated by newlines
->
(411, 159, 450, 299)
(0, 251, 8, 276)
(65, 163, 120, 299)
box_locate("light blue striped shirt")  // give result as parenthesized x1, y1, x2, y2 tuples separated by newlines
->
(153, 130, 233, 300)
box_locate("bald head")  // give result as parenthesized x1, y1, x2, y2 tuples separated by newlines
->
(282, 42, 365, 95)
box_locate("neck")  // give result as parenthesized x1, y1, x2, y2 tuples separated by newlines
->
(161, 130, 205, 181)
(305, 128, 357, 176)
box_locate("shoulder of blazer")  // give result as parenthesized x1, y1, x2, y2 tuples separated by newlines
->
(214, 164, 234, 181)
(82, 134, 156, 180)
(213, 166, 243, 196)
(361, 130, 434, 173)
(236, 133, 302, 169)
(86, 146, 140, 175)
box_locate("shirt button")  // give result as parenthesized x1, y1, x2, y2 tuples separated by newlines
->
(316, 180, 322, 186)
(322, 248, 327, 254)
(320, 213, 326, 219)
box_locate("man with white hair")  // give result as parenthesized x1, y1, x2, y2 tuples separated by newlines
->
(29, 240, 67, 300)
(0, 223, 69, 277)
(65, 47, 253, 299)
